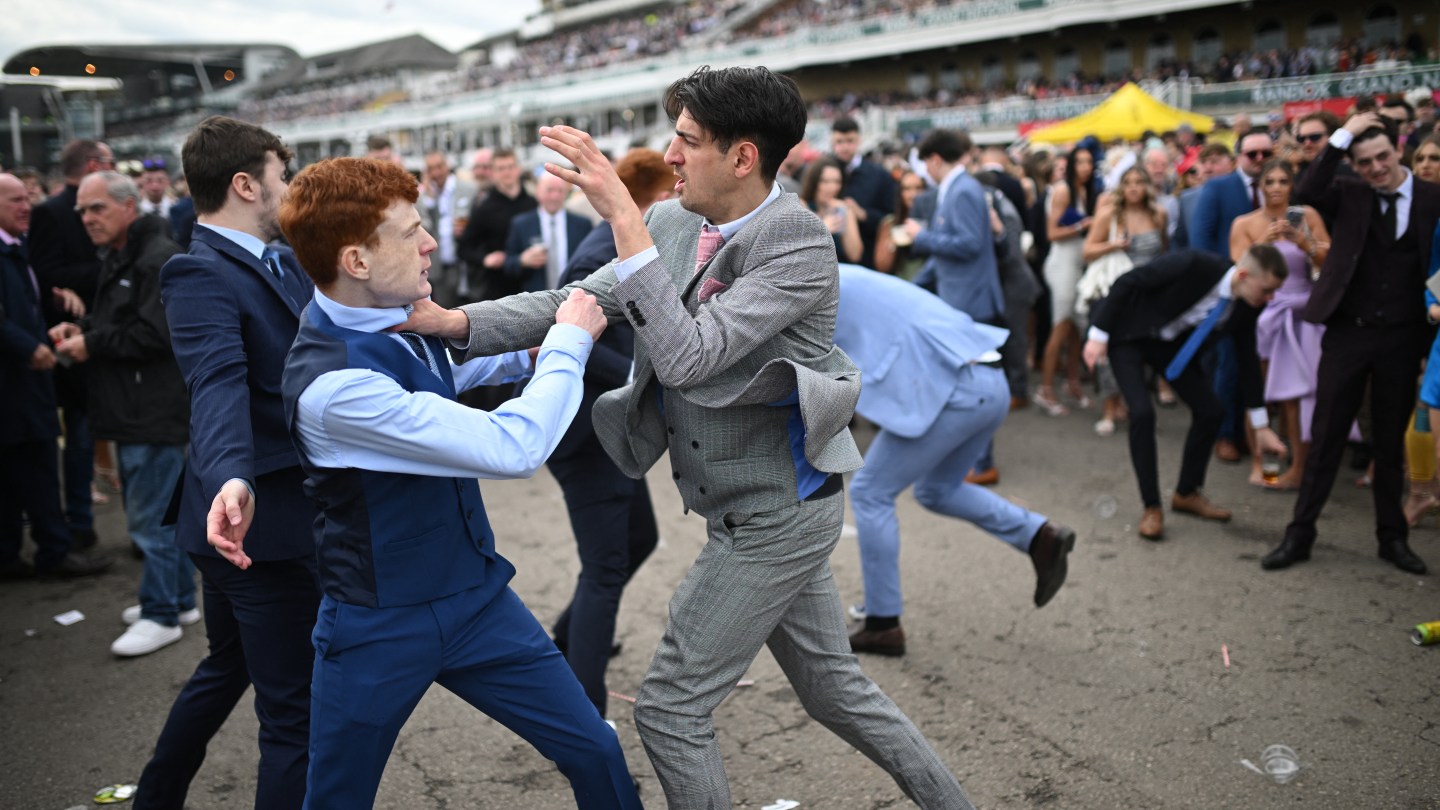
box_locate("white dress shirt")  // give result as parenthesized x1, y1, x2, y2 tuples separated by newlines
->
(1328, 128, 1414, 238)
(294, 290, 592, 479)
(538, 209, 570, 288)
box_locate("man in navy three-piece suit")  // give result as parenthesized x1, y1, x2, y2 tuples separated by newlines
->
(221, 156, 639, 809)
(135, 117, 320, 810)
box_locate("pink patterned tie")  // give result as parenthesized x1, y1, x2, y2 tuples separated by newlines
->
(695, 225, 724, 275)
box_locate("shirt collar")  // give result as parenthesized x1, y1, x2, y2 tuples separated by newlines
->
(846, 154, 862, 172)
(0, 227, 18, 246)
(196, 223, 267, 260)
(937, 163, 968, 200)
(313, 288, 411, 334)
(706, 182, 782, 242)
(1218, 265, 1238, 300)
(1394, 169, 1414, 201)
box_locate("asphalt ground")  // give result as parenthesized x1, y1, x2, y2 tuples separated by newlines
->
(2, 400, 1436, 809)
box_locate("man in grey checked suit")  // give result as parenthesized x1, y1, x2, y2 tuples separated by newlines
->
(406, 66, 971, 809)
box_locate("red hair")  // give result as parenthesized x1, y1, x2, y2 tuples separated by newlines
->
(279, 157, 418, 286)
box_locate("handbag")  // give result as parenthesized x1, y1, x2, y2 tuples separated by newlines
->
(1075, 218, 1133, 317)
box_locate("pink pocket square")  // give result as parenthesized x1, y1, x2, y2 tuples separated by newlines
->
(698, 278, 728, 302)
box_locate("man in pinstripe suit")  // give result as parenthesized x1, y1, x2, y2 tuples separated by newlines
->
(407, 66, 971, 809)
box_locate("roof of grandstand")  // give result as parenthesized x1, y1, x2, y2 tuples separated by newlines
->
(2, 43, 298, 78)
(254, 34, 458, 93)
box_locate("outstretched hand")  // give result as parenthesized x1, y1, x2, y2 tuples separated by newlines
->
(207, 479, 255, 569)
(538, 126, 639, 224)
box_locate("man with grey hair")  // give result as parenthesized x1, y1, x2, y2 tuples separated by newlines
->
(50, 171, 193, 657)
(1143, 146, 1180, 236)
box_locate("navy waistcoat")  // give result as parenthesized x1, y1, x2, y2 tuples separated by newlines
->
(282, 303, 504, 608)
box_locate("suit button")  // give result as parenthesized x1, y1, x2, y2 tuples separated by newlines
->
(635, 317, 647, 326)
(667, 426, 675, 434)
(691, 440, 699, 449)
(698, 487, 707, 495)
(466, 509, 475, 519)
(673, 471, 681, 480)
(625, 300, 636, 308)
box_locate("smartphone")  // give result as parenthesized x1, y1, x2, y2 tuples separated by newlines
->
(1285, 209, 1304, 228)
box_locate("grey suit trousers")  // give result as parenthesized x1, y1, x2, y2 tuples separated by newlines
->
(633, 487, 973, 809)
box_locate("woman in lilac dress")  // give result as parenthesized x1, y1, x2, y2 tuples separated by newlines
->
(1230, 159, 1331, 490)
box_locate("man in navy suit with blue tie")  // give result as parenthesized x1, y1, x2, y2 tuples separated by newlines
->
(136, 117, 319, 810)
(216, 157, 639, 809)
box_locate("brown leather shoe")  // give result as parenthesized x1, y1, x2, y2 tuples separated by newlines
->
(1010, 396, 1028, 412)
(965, 467, 1000, 486)
(1214, 439, 1242, 463)
(849, 625, 906, 656)
(1171, 490, 1232, 522)
(1138, 507, 1164, 540)
(1028, 522, 1076, 607)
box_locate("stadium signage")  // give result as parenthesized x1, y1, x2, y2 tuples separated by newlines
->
(1193, 64, 1440, 107)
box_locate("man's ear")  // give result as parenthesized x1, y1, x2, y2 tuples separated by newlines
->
(229, 171, 259, 204)
(338, 245, 369, 281)
(732, 141, 761, 179)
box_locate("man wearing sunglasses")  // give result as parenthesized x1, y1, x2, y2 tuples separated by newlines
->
(1292, 112, 1354, 196)
(1263, 111, 1440, 575)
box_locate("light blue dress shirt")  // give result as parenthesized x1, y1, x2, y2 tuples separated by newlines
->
(294, 290, 593, 480)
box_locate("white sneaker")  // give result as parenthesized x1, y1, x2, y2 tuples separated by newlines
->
(111, 619, 183, 657)
(847, 604, 867, 621)
(122, 605, 200, 626)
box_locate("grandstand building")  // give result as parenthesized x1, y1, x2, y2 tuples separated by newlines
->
(3, 0, 1435, 171)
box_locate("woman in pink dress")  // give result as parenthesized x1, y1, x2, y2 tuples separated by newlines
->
(1230, 159, 1331, 490)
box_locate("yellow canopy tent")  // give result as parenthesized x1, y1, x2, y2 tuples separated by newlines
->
(1026, 83, 1214, 144)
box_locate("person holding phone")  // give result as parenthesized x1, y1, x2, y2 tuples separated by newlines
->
(1230, 159, 1331, 491)
(799, 156, 862, 263)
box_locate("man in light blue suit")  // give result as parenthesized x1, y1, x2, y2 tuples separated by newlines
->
(1188, 131, 1273, 462)
(903, 128, 1003, 324)
(835, 264, 1076, 657)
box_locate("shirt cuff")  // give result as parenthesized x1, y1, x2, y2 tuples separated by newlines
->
(223, 478, 256, 500)
(613, 246, 659, 283)
(1247, 408, 1269, 430)
(1329, 129, 1354, 151)
(1087, 326, 1109, 343)
(539, 322, 595, 364)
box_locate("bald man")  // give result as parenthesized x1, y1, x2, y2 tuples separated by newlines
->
(502, 173, 593, 292)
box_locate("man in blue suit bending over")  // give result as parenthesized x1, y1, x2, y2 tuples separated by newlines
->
(209, 157, 640, 809)
(836, 265, 1076, 657)
(139, 117, 318, 809)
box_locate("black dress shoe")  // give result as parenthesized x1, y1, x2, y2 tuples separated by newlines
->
(1378, 540, 1427, 574)
(0, 558, 36, 580)
(37, 552, 113, 579)
(1028, 522, 1076, 608)
(849, 625, 906, 656)
(69, 527, 99, 550)
(1261, 539, 1311, 570)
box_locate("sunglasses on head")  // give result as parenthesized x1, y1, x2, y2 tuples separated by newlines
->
(1243, 149, 1274, 161)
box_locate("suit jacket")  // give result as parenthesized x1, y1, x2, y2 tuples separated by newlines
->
(27, 184, 100, 309)
(161, 226, 317, 560)
(503, 209, 594, 292)
(549, 221, 636, 461)
(0, 236, 60, 445)
(1189, 172, 1253, 256)
(457, 193, 862, 498)
(1091, 250, 1265, 409)
(421, 176, 479, 261)
(833, 264, 1006, 439)
(1296, 144, 1440, 325)
(1171, 185, 1203, 250)
(913, 169, 1005, 323)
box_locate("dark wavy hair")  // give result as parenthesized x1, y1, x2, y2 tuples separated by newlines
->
(662, 66, 807, 183)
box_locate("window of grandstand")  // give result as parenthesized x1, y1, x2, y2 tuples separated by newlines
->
(1193, 29, 1222, 66)
(939, 62, 963, 93)
(982, 55, 1005, 90)
(1145, 33, 1175, 70)
(1103, 40, 1130, 78)
(1307, 13, 1342, 48)
(907, 66, 932, 97)
(1363, 5, 1400, 43)
(1254, 19, 1286, 52)
(1053, 47, 1079, 80)
(1017, 51, 1042, 82)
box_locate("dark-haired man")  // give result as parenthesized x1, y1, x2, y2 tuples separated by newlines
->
(1263, 112, 1440, 574)
(410, 65, 972, 810)
(1083, 246, 1289, 540)
(830, 116, 895, 267)
(134, 116, 318, 810)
